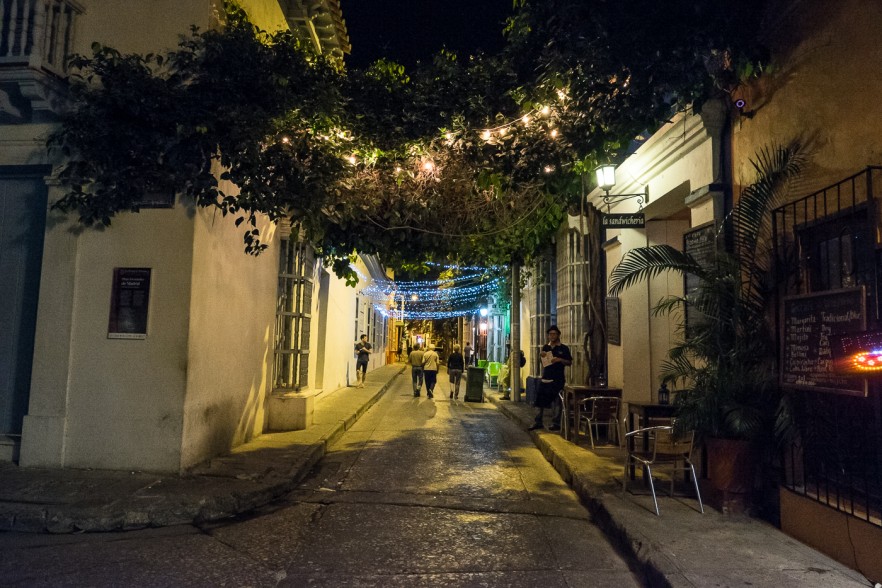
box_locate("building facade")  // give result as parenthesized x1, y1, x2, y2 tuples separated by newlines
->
(572, 0, 882, 579)
(0, 0, 389, 474)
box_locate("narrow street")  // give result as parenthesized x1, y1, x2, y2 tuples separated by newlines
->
(0, 371, 640, 587)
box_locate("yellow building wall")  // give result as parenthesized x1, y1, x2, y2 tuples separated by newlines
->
(780, 489, 881, 584)
(732, 0, 882, 193)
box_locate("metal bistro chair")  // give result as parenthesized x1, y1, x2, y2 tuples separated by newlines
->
(623, 425, 704, 516)
(579, 396, 621, 449)
(558, 390, 573, 439)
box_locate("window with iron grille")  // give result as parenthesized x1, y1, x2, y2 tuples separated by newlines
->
(526, 257, 556, 375)
(773, 166, 882, 528)
(273, 238, 314, 391)
(556, 229, 589, 385)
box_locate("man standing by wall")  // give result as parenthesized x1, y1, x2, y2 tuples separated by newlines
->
(354, 334, 372, 388)
(529, 326, 572, 431)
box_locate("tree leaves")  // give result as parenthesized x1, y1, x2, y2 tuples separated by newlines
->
(48, 0, 770, 278)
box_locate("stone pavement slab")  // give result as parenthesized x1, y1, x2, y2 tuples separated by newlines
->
(0, 364, 873, 587)
(488, 390, 873, 587)
(0, 364, 406, 534)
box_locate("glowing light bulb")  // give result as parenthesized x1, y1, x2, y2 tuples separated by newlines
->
(422, 160, 435, 172)
(544, 165, 554, 174)
(281, 136, 290, 144)
(481, 130, 492, 141)
(521, 115, 530, 125)
(540, 105, 550, 116)
(445, 132, 455, 142)
(395, 166, 402, 173)
(347, 155, 357, 165)
(550, 129, 559, 138)
(497, 127, 507, 137)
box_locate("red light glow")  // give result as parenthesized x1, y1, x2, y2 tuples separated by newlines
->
(850, 349, 882, 372)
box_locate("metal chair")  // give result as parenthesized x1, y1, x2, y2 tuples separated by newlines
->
(558, 390, 575, 439)
(622, 425, 704, 516)
(579, 396, 621, 449)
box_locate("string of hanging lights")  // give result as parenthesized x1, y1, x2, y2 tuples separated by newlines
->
(361, 264, 503, 320)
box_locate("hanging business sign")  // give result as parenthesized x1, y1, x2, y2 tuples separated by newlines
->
(107, 267, 152, 339)
(602, 213, 645, 228)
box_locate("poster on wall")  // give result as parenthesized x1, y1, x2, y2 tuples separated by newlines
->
(108, 268, 152, 339)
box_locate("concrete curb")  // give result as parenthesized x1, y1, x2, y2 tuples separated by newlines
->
(490, 395, 674, 587)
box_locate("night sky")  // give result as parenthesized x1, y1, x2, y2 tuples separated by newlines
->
(341, 0, 513, 69)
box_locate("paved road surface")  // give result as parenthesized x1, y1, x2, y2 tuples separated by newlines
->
(0, 372, 640, 587)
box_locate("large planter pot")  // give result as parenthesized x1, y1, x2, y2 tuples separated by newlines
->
(705, 437, 756, 513)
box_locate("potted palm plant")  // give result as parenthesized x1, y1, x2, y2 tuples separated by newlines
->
(608, 142, 804, 510)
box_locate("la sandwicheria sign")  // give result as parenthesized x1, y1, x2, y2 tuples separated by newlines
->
(602, 213, 645, 228)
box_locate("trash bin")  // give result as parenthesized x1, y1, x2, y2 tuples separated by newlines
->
(464, 366, 485, 402)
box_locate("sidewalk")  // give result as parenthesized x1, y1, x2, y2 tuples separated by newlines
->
(0, 367, 872, 587)
(488, 389, 872, 588)
(0, 363, 406, 534)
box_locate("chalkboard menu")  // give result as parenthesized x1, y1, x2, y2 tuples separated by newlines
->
(780, 287, 867, 396)
(606, 297, 621, 345)
(683, 222, 719, 328)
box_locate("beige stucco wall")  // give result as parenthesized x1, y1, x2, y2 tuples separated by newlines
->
(180, 204, 278, 470)
(732, 0, 882, 194)
(62, 208, 195, 471)
(589, 108, 722, 404)
(74, 1, 212, 55)
(74, 0, 289, 57)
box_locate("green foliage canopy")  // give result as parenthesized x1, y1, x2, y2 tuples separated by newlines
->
(49, 0, 768, 280)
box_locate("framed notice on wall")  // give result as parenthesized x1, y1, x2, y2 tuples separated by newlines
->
(108, 268, 152, 339)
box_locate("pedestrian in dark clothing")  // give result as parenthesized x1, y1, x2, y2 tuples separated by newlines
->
(354, 334, 371, 388)
(463, 343, 473, 366)
(530, 326, 572, 431)
(447, 344, 465, 399)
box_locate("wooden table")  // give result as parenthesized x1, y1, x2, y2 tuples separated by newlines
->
(626, 401, 678, 479)
(563, 385, 622, 442)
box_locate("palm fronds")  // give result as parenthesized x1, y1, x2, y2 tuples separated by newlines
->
(608, 143, 804, 441)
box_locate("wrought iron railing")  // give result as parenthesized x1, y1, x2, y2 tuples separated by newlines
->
(773, 166, 882, 528)
(0, 0, 82, 77)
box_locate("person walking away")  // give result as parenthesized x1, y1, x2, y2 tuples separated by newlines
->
(422, 344, 440, 399)
(447, 344, 465, 399)
(529, 326, 572, 431)
(463, 342, 473, 367)
(409, 343, 425, 396)
(354, 334, 371, 388)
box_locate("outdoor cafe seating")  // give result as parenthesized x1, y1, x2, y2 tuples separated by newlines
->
(578, 396, 622, 449)
(622, 425, 704, 516)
